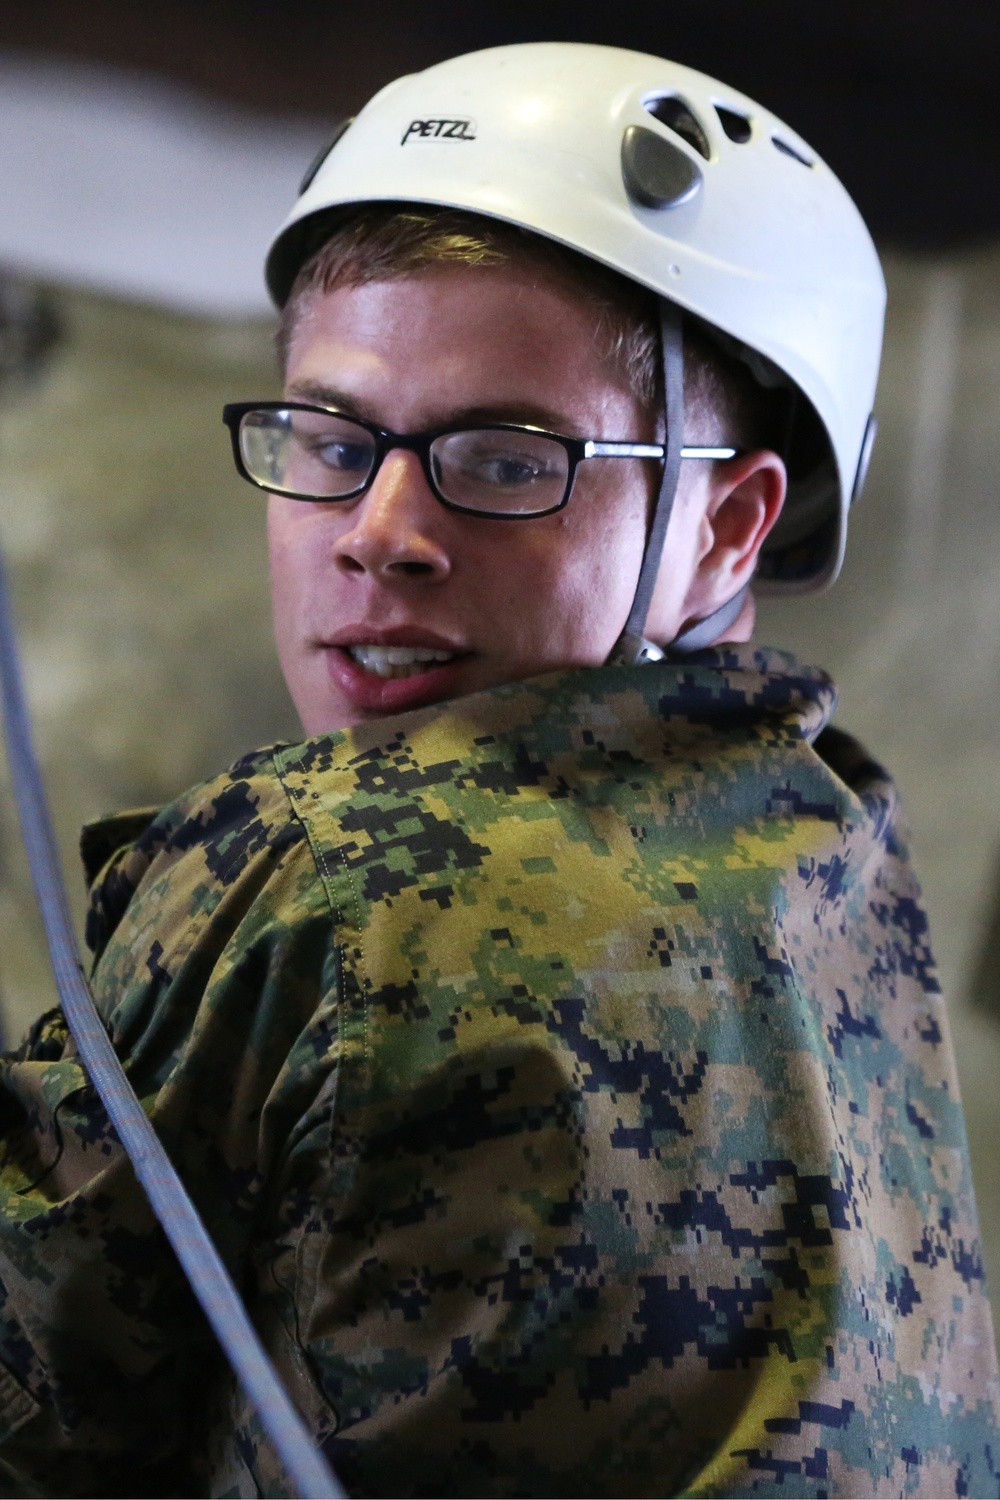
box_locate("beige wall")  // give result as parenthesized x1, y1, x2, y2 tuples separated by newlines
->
(0, 289, 292, 1034)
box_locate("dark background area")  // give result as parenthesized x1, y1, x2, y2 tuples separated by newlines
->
(0, 0, 992, 250)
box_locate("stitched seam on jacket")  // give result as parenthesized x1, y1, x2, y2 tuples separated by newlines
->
(271, 742, 369, 1127)
(270, 745, 361, 1434)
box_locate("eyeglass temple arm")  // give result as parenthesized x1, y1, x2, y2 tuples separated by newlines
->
(584, 441, 737, 459)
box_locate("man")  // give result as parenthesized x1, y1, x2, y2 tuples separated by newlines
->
(0, 42, 996, 1499)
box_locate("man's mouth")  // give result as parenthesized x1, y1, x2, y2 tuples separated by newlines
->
(347, 643, 458, 679)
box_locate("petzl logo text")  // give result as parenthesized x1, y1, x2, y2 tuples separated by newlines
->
(402, 117, 477, 145)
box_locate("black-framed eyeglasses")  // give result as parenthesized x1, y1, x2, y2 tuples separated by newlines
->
(222, 401, 738, 520)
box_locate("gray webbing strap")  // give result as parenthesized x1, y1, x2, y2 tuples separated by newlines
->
(612, 301, 749, 664)
(0, 549, 344, 1500)
(613, 301, 685, 665)
(669, 581, 750, 655)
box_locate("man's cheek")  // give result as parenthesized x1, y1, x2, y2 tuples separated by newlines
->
(270, 521, 313, 615)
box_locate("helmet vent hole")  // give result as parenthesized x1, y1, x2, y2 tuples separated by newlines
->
(715, 106, 752, 144)
(298, 117, 353, 196)
(643, 96, 710, 159)
(772, 135, 814, 168)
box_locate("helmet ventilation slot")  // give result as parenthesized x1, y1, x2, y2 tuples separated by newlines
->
(298, 118, 353, 196)
(715, 105, 752, 143)
(772, 135, 814, 168)
(643, 96, 710, 159)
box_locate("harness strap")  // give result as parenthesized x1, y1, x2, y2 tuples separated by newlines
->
(0, 549, 344, 1500)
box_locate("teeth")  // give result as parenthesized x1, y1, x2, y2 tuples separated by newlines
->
(349, 643, 457, 679)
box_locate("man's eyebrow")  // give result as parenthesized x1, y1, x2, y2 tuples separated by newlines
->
(285, 380, 359, 410)
(455, 402, 579, 433)
(283, 382, 578, 435)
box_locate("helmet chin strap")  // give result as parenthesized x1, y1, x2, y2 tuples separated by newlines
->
(611, 301, 748, 665)
(670, 580, 750, 654)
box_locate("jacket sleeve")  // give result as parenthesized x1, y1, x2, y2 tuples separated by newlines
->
(0, 766, 336, 1498)
(0, 808, 207, 1497)
(0, 1005, 216, 1498)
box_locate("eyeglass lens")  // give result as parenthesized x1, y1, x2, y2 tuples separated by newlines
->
(238, 408, 570, 515)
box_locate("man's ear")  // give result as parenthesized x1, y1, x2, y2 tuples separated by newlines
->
(679, 450, 787, 622)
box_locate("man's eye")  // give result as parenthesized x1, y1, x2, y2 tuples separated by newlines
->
(467, 451, 555, 487)
(309, 439, 371, 472)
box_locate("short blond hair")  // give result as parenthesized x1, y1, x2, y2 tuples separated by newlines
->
(278, 205, 769, 445)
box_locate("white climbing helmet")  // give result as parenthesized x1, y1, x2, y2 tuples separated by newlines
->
(266, 41, 886, 595)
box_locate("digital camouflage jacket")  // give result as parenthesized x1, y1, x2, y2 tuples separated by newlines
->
(0, 649, 996, 1498)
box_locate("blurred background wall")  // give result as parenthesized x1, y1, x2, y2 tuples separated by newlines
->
(1, 0, 998, 1308)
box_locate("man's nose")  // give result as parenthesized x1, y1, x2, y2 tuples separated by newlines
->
(331, 449, 452, 581)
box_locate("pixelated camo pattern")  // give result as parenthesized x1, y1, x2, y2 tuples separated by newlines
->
(0, 648, 996, 1497)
